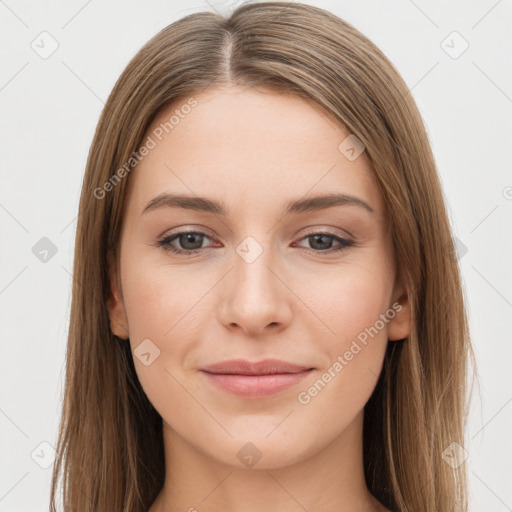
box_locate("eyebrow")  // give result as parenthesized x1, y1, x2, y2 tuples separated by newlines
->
(142, 192, 374, 216)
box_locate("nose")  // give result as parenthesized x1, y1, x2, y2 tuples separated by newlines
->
(217, 242, 293, 337)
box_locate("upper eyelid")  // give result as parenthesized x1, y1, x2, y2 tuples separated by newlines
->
(160, 228, 352, 245)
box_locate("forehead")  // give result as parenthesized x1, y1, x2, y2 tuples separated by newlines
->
(124, 85, 385, 220)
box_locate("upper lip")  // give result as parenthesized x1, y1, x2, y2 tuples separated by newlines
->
(200, 359, 313, 375)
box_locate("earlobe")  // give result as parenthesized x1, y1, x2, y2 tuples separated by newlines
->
(106, 251, 130, 340)
(387, 282, 411, 342)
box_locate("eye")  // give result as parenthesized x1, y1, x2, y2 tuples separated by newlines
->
(156, 231, 215, 255)
(155, 230, 354, 256)
(294, 232, 354, 254)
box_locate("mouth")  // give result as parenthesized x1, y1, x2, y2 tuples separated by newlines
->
(199, 359, 315, 398)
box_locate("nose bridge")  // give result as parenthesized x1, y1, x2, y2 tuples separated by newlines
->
(218, 233, 291, 333)
(233, 233, 279, 304)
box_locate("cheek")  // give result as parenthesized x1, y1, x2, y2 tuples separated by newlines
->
(297, 261, 392, 399)
(305, 261, 392, 347)
(276, 265, 392, 462)
(120, 254, 223, 395)
(121, 257, 209, 343)
(120, 260, 208, 420)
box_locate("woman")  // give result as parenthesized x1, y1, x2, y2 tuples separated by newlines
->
(50, 2, 476, 511)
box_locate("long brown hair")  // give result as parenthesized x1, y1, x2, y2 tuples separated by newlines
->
(50, 2, 476, 510)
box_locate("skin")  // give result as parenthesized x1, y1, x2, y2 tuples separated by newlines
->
(107, 84, 411, 512)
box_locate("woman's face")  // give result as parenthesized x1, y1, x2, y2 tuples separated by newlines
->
(108, 85, 410, 469)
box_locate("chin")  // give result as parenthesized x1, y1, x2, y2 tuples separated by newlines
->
(201, 434, 319, 471)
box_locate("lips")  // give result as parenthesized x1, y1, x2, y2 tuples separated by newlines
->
(200, 359, 313, 375)
(200, 359, 314, 398)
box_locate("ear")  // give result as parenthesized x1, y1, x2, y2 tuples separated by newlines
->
(106, 250, 130, 340)
(387, 277, 411, 342)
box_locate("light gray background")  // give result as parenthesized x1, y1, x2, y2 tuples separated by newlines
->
(1, 0, 511, 510)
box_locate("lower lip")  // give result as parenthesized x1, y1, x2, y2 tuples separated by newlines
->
(201, 369, 314, 398)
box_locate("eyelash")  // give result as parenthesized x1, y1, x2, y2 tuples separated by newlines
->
(155, 230, 354, 256)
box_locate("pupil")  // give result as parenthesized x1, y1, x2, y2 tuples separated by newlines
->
(181, 233, 202, 250)
(311, 234, 331, 250)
